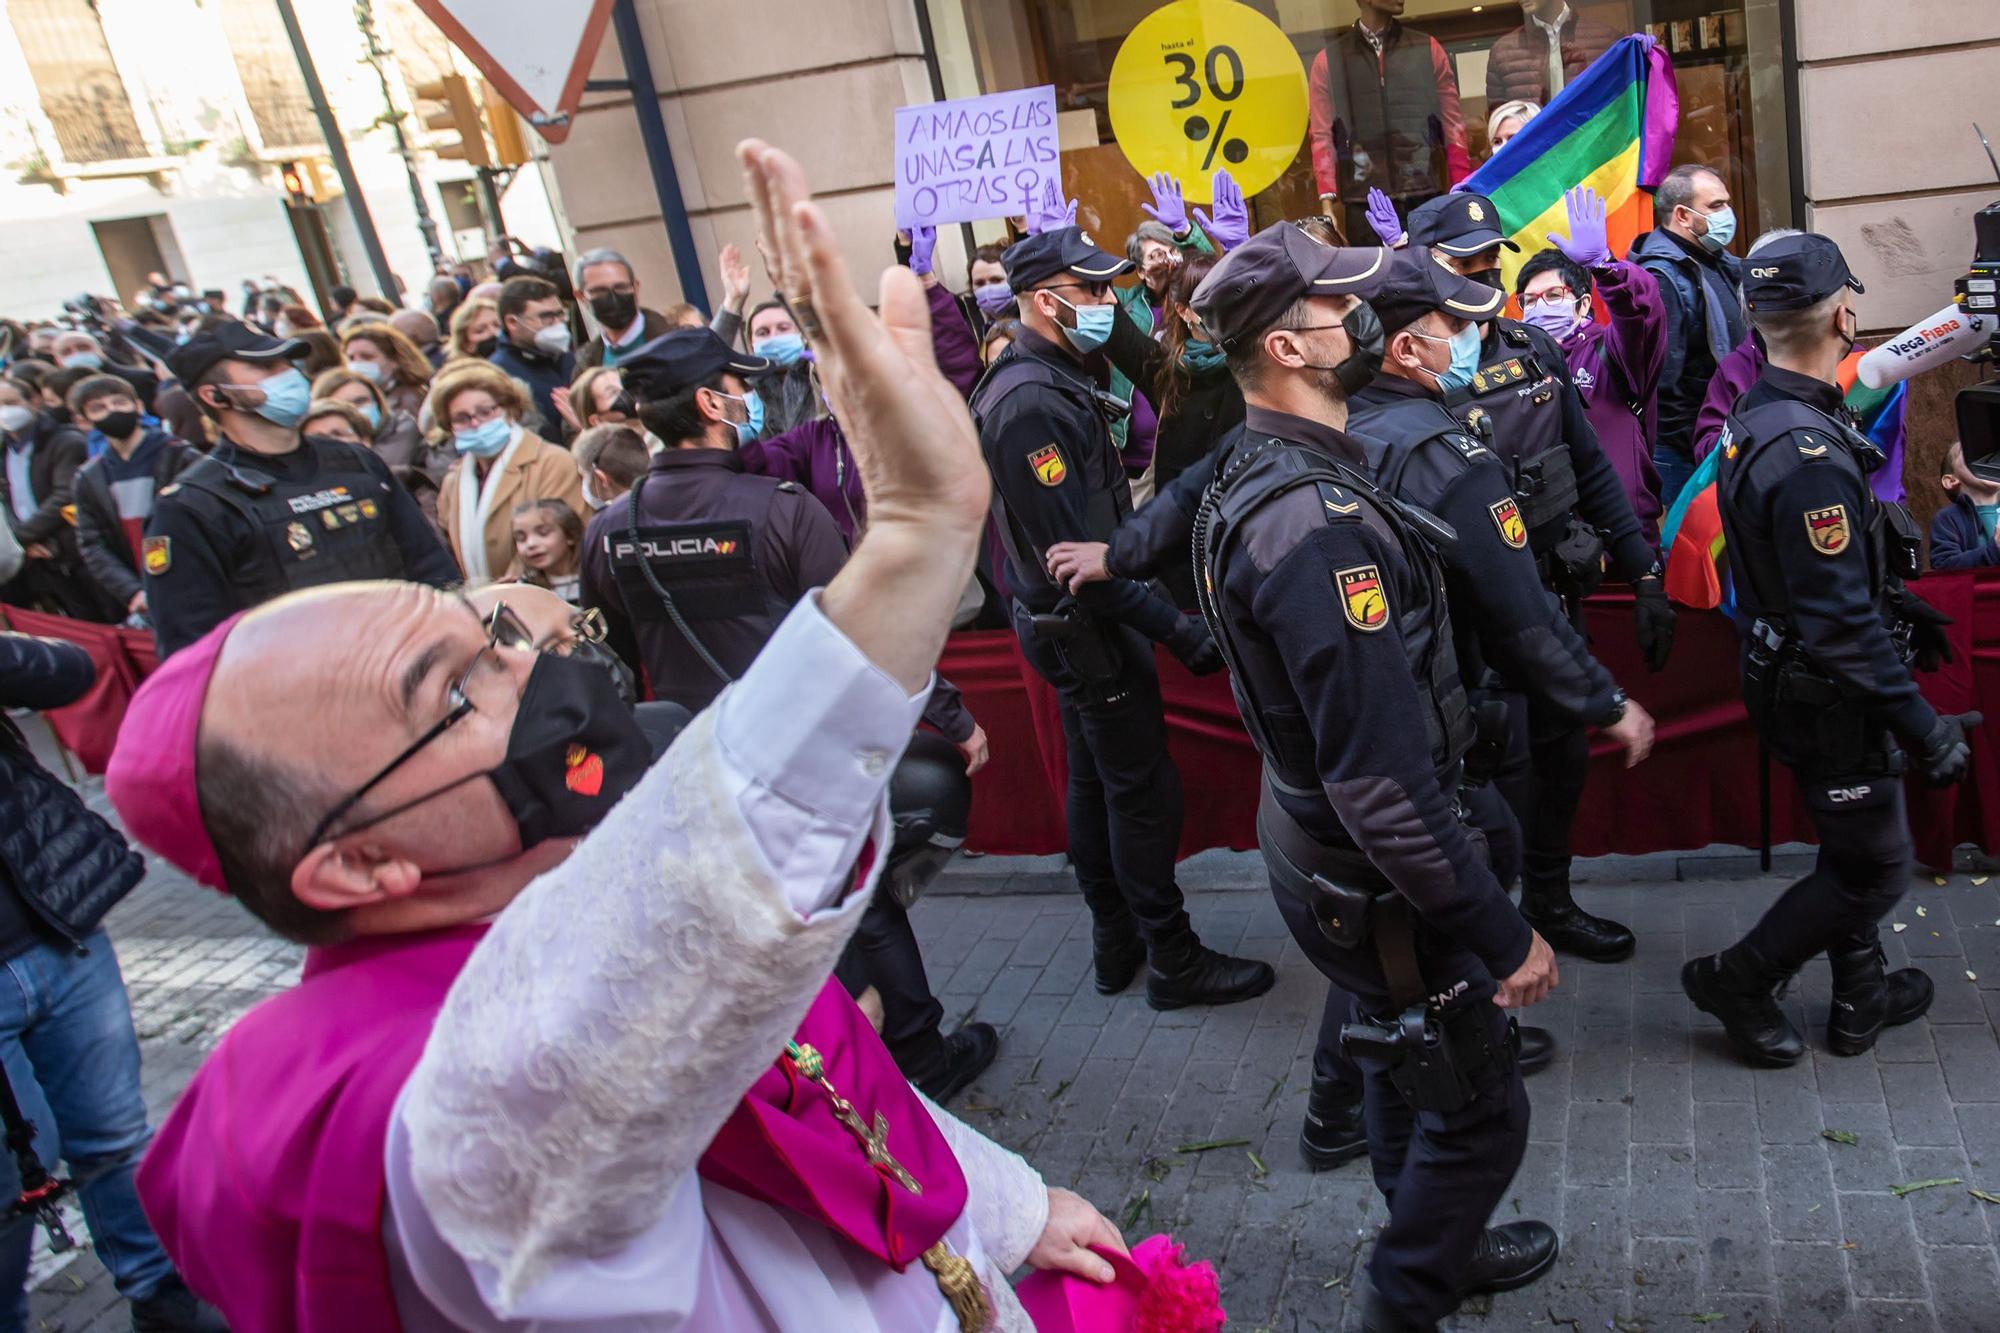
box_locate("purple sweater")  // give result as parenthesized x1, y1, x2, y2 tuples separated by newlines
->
(1693, 336, 1764, 465)
(1553, 260, 1667, 544)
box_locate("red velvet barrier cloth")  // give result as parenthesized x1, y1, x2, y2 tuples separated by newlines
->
(0, 607, 154, 773)
(939, 570, 2000, 869)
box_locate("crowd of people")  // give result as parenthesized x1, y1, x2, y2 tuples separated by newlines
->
(0, 103, 1983, 1333)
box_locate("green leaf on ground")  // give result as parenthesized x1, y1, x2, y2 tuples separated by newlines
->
(1120, 1188, 1151, 1232)
(1046, 1078, 1072, 1102)
(1687, 1315, 1727, 1325)
(1969, 1188, 2000, 1206)
(1891, 1177, 1963, 1197)
(1248, 1150, 1268, 1179)
(1822, 1129, 1860, 1146)
(1175, 1137, 1252, 1153)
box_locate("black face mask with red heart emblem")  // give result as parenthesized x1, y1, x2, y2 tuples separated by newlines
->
(486, 652, 654, 848)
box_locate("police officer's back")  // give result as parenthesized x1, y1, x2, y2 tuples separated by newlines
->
(1189, 223, 1559, 1330)
(1687, 233, 1976, 1068)
(145, 323, 460, 657)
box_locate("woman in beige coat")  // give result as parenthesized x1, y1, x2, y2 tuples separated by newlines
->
(431, 361, 585, 585)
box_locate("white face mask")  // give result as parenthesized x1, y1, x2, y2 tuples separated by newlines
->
(533, 324, 573, 356)
(580, 471, 605, 511)
(0, 405, 33, 435)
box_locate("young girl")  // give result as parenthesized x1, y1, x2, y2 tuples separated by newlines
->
(509, 498, 585, 604)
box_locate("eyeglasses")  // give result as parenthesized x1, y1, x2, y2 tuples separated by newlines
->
(303, 603, 532, 849)
(1525, 286, 1577, 304)
(448, 400, 505, 432)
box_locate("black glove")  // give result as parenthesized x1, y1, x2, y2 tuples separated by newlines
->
(1917, 710, 1982, 787)
(1899, 594, 1954, 673)
(1632, 575, 1676, 673)
(1166, 613, 1224, 676)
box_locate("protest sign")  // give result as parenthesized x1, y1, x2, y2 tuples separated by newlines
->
(895, 85, 1061, 229)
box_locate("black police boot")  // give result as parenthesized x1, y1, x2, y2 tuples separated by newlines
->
(1519, 880, 1636, 963)
(1461, 1220, 1560, 1294)
(912, 1021, 1000, 1104)
(130, 1273, 228, 1333)
(1518, 1024, 1555, 1075)
(1298, 1074, 1367, 1171)
(1682, 947, 1805, 1066)
(1827, 941, 1933, 1056)
(1145, 936, 1276, 1011)
(1358, 1286, 1439, 1333)
(1092, 916, 1148, 995)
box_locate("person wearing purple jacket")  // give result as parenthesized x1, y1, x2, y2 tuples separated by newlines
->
(1513, 188, 1669, 546)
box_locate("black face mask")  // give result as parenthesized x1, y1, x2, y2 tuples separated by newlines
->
(1326, 300, 1387, 396)
(486, 651, 654, 848)
(607, 391, 636, 419)
(473, 335, 500, 359)
(590, 291, 639, 331)
(1466, 268, 1504, 293)
(96, 409, 140, 441)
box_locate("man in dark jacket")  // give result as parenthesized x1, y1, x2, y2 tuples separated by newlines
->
(573, 248, 677, 370)
(489, 275, 576, 438)
(1484, 0, 1620, 106)
(67, 374, 197, 624)
(1931, 441, 2000, 570)
(1629, 163, 1745, 509)
(0, 632, 224, 1331)
(0, 375, 116, 622)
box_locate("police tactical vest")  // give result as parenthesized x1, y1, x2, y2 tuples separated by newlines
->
(170, 442, 406, 603)
(1345, 395, 1493, 504)
(1321, 25, 1449, 198)
(1194, 434, 1473, 795)
(1447, 322, 1577, 543)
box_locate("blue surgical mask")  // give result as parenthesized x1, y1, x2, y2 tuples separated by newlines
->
(246, 367, 311, 428)
(60, 351, 103, 370)
(1698, 205, 1737, 253)
(1414, 324, 1485, 394)
(974, 283, 1014, 317)
(455, 416, 513, 457)
(715, 388, 764, 444)
(754, 333, 806, 367)
(1050, 293, 1114, 354)
(362, 402, 383, 430)
(348, 358, 385, 383)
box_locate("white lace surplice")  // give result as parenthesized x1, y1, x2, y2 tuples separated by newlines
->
(385, 594, 1047, 1331)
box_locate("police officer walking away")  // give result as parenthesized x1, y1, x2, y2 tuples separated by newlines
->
(581, 326, 1000, 1102)
(1685, 234, 1975, 1065)
(1409, 193, 1675, 964)
(1187, 222, 1559, 1331)
(145, 323, 460, 656)
(971, 225, 1274, 1010)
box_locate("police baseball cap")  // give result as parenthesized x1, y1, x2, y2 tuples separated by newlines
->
(165, 321, 309, 386)
(1408, 193, 1520, 257)
(1191, 223, 1388, 351)
(1742, 232, 1865, 313)
(1002, 226, 1133, 294)
(617, 327, 771, 403)
(1364, 248, 1507, 336)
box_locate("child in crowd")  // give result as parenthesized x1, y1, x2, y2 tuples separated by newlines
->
(508, 497, 584, 602)
(1931, 440, 2000, 570)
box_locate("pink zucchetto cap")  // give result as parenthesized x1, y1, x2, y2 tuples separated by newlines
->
(106, 612, 249, 894)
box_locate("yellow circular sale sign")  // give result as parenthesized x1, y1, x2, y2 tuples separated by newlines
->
(1107, 0, 1309, 203)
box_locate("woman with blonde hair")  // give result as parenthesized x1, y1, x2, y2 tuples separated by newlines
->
(311, 365, 447, 476)
(1486, 99, 1541, 155)
(446, 297, 500, 362)
(429, 360, 584, 585)
(339, 321, 433, 418)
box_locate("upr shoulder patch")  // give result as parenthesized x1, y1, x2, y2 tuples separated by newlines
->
(1489, 496, 1528, 549)
(1337, 564, 1388, 632)
(1804, 504, 1850, 555)
(142, 535, 171, 575)
(1028, 444, 1067, 487)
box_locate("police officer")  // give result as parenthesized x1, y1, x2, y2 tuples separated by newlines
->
(1685, 234, 1975, 1066)
(144, 322, 459, 656)
(971, 226, 1273, 1010)
(1188, 222, 1558, 1331)
(1408, 193, 1673, 962)
(581, 326, 999, 1101)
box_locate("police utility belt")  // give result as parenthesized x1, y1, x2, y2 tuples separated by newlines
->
(1017, 601, 1131, 702)
(1745, 617, 1906, 774)
(1256, 784, 1514, 1114)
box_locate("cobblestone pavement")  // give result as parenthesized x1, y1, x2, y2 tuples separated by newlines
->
(30, 798, 2000, 1330)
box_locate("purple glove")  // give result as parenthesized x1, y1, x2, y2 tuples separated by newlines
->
(1141, 171, 1188, 233)
(1192, 169, 1250, 252)
(908, 224, 936, 277)
(1364, 188, 1406, 248)
(1549, 186, 1611, 267)
(1024, 177, 1078, 236)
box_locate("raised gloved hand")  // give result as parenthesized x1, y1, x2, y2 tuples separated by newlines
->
(1549, 186, 1611, 268)
(1166, 613, 1224, 676)
(1899, 594, 1954, 673)
(1632, 574, 1676, 672)
(1917, 711, 1982, 787)
(1364, 188, 1406, 248)
(907, 224, 937, 277)
(1025, 178, 1078, 236)
(1193, 169, 1251, 252)
(1142, 171, 1189, 233)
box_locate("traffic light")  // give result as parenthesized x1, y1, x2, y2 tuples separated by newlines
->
(278, 158, 337, 204)
(482, 79, 532, 168)
(413, 73, 492, 168)
(280, 160, 310, 204)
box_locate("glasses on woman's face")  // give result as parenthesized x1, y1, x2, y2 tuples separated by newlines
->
(448, 400, 504, 432)
(303, 603, 533, 849)
(1526, 285, 1577, 305)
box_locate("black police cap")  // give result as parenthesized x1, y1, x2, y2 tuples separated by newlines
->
(1408, 193, 1520, 257)
(165, 321, 308, 386)
(617, 327, 771, 404)
(1743, 232, 1866, 313)
(1001, 226, 1133, 294)
(1363, 248, 1507, 336)
(1190, 222, 1387, 351)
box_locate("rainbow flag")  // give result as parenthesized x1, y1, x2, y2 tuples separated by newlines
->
(1458, 34, 1679, 291)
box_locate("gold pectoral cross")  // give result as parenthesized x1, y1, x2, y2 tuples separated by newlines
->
(839, 1105, 922, 1195)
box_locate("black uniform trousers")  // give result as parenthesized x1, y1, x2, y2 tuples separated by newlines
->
(1012, 608, 1195, 947)
(1490, 684, 1591, 906)
(836, 891, 949, 1079)
(1272, 871, 1529, 1323)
